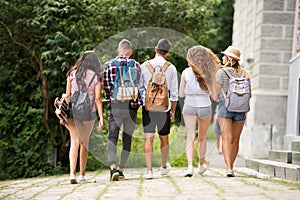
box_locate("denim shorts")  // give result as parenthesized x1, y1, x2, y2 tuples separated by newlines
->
(182, 104, 211, 119)
(218, 100, 246, 122)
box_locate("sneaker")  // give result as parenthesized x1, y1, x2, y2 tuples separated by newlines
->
(78, 175, 87, 183)
(70, 174, 77, 184)
(160, 162, 171, 175)
(225, 169, 235, 177)
(118, 170, 125, 180)
(144, 171, 153, 179)
(184, 172, 193, 177)
(184, 166, 194, 177)
(110, 168, 119, 181)
(197, 164, 207, 175)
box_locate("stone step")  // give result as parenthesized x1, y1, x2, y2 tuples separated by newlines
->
(246, 158, 300, 182)
(268, 150, 292, 163)
(293, 152, 300, 165)
(292, 141, 300, 151)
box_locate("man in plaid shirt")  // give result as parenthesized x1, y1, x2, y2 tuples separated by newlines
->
(103, 39, 141, 181)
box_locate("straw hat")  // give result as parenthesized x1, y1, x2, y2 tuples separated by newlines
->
(221, 46, 240, 61)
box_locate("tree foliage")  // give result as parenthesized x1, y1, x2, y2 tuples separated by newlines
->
(0, 0, 233, 179)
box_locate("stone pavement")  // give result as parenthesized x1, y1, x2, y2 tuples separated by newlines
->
(1, 140, 300, 200)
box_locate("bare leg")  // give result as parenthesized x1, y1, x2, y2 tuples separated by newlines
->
(218, 117, 244, 170)
(77, 120, 95, 176)
(144, 133, 154, 171)
(183, 115, 197, 166)
(159, 135, 169, 168)
(218, 117, 232, 169)
(197, 116, 211, 166)
(230, 121, 244, 167)
(67, 120, 80, 176)
(79, 144, 88, 176)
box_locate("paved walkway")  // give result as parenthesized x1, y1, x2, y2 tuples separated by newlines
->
(1, 141, 300, 200)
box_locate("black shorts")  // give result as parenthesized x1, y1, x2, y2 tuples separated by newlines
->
(142, 106, 171, 135)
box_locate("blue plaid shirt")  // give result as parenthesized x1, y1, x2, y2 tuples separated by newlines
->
(103, 55, 142, 109)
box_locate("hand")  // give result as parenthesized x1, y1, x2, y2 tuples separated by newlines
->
(170, 111, 175, 121)
(97, 118, 104, 132)
(59, 119, 66, 126)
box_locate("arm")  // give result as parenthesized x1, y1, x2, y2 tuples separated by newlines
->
(170, 101, 177, 121)
(169, 66, 179, 120)
(178, 71, 186, 98)
(65, 79, 71, 104)
(215, 82, 222, 99)
(95, 82, 104, 131)
(138, 64, 146, 103)
(103, 63, 111, 100)
(215, 69, 223, 101)
(209, 79, 219, 102)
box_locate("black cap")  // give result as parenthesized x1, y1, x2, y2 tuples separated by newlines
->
(156, 39, 172, 52)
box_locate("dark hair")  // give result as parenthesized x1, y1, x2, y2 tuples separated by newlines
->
(67, 51, 101, 84)
(156, 39, 172, 55)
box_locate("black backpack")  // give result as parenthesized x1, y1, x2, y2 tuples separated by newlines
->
(70, 74, 96, 121)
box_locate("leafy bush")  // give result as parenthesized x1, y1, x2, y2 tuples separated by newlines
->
(0, 0, 231, 179)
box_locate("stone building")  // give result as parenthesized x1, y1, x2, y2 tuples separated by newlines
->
(232, 0, 299, 158)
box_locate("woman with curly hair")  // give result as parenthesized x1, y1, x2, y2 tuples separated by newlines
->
(179, 45, 220, 177)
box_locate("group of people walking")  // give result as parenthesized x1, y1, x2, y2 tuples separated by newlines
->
(60, 38, 251, 184)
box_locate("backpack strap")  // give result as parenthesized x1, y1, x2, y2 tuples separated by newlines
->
(87, 73, 97, 108)
(118, 66, 125, 102)
(222, 68, 233, 78)
(161, 62, 171, 72)
(76, 73, 96, 91)
(145, 61, 171, 73)
(88, 74, 96, 87)
(145, 61, 154, 74)
(222, 68, 232, 97)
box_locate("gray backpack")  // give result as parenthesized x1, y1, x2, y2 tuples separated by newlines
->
(223, 68, 251, 113)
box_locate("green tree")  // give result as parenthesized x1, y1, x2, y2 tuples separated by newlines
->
(0, 0, 233, 179)
(207, 0, 235, 58)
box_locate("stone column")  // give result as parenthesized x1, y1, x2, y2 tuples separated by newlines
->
(232, 0, 295, 158)
(285, 54, 300, 149)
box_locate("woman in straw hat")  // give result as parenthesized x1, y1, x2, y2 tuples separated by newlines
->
(215, 46, 251, 177)
(179, 45, 220, 177)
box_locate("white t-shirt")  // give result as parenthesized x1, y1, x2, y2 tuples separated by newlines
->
(179, 67, 211, 107)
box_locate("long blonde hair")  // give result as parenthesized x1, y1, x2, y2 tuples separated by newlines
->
(186, 45, 221, 92)
(224, 56, 250, 79)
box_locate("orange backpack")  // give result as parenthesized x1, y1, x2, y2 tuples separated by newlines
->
(144, 61, 170, 112)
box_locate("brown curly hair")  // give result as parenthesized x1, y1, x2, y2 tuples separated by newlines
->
(186, 45, 221, 92)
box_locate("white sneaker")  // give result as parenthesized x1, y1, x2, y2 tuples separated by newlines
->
(160, 162, 171, 175)
(144, 171, 153, 179)
(77, 175, 87, 183)
(70, 174, 77, 184)
(197, 164, 207, 175)
(184, 166, 194, 177)
(225, 169, 235, 177)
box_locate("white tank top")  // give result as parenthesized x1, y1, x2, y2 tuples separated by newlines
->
(183, 67, 211, 107)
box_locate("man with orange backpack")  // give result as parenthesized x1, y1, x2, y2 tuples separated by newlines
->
(138, 39, 178, 179)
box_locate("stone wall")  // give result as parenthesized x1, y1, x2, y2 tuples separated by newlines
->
(298, 0, 300, 53)
(232, 0, 296, 158)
